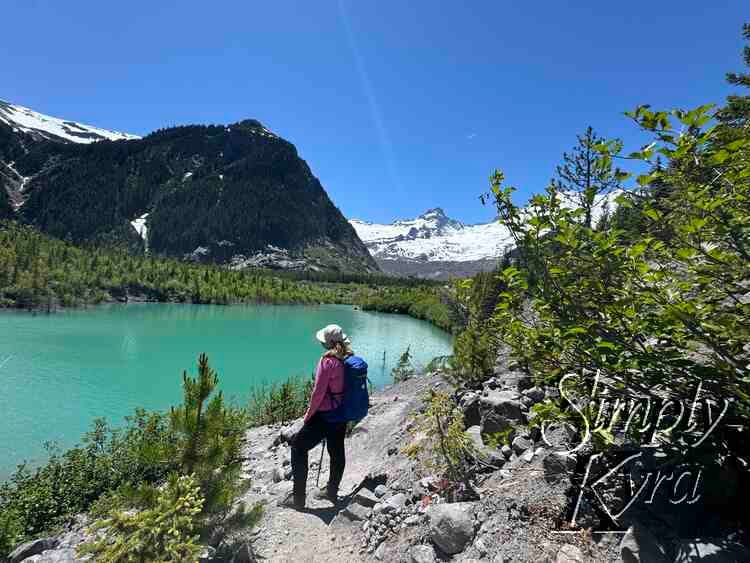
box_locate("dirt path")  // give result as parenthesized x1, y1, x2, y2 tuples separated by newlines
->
(239, 376, 439, 562)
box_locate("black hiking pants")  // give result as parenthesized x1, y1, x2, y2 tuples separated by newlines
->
(291, 412, 347, 500)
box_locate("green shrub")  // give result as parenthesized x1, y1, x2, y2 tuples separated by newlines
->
(448, 321, 498, 388)
(487, 98, 750, 460)
(78, 474, 204, 562)
(403, 391, 477, 498)
(0, 411, 175, 553)
(246, 374, 313, 426)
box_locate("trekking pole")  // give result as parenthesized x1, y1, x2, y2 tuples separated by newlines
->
(316, 439, 326, 488)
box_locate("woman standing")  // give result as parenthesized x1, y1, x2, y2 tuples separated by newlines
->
(282, 324, 351, 509)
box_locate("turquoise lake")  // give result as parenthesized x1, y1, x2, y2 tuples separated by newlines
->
(0, 303, 453, 477)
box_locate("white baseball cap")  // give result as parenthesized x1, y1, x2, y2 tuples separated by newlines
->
(315, 324, 350, 348)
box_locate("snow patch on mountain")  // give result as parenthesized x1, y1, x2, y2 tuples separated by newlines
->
(0, 100, 139, 144)
(350, 191, 621, 263)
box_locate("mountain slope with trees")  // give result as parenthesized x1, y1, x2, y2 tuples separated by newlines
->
(0, 106, 377, 274)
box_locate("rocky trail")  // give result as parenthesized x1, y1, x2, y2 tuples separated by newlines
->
(238, 375, 440, 562)
(10, 366, 749, 562)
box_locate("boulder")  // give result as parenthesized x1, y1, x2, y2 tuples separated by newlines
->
(383, 492, 408, 513)
(460, 392, 482, 427)
(410, 544, 437, 563)
(480, 390, 524, 434)
(541, 422, 578, 452)
(374, 484, 388, 498)
(340, 502, 370, 522)
(555, 544, 584, 563)
(9, 538, 59, 563)
(501, 445, 512, 459)
(511, 435, 532, 456)
(522, 386, 545, 404)
(466, 426, 484, 450)
(542, 452, 577, 483)
(620, 524, 669, 563)
(493, 367, 532, 391)
(428, 503, 475, 555)
(352, 488, 379, 508)
(22, 547, 79, 562)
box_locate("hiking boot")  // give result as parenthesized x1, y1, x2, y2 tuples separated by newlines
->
(278, 491, 305, 510)
(313, 486, 339, 504)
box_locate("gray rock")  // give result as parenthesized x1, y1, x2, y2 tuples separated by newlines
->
(522, 386, 545, 403)
(230, 541, 257, 563)
(541, 422, 578, 451)
(485, 377, 501, 389)
(10, 537, 59, 563)
(474, 537, 488, 556)
(374, 484, 388, 498)
(269, 480, 293, 496)
(404, 515, 422, 526)
(460, 392, 482, 427)
(542, 451, 577, 482)
(493, 368, 532, 391)
(620, 524, 669, 563)
(466, 425, 485, 450)
(483, 449, 506, 468)
(353, 488, 379, 507)
(26, 547, 81, 562)
(501, 445, 512, 459)
(384, 492, 408, 512)
(480, 390, 524, 434)
(272, 466, 285, 483)
(511, 435, 532, 455)
(555, 543, 584, 563)
(428, 503, 475, 555)
(410, 544, 437, 563)
(341, 502, 371, 522)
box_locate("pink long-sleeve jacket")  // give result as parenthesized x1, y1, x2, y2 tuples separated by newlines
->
(304, 355, 345, 423)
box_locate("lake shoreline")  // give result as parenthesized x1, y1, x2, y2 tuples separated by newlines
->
(0, 303, 453, 477)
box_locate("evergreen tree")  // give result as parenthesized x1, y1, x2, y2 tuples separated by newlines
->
(167, 354, 260, 543)
(719, 22, 750, 130)
(392, 346, 415, 383)
(553, 126, 625, 228)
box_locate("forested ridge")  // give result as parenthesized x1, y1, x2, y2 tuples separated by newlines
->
(1, 117, 377, 272)
(0, 221, 334, 308)
(0, 221, 461, 336)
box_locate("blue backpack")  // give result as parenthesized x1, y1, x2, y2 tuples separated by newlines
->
(323, 355, 369, 423)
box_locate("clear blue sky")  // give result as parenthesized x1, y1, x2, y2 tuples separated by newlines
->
(2, 1, 746, 223)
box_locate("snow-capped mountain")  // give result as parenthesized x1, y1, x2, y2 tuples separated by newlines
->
(0, 100, 139, 144)
(350, 191, 621, 278)
(350, 208, 513, 263)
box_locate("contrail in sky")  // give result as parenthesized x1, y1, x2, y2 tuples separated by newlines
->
(337, 0, 402, 193)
